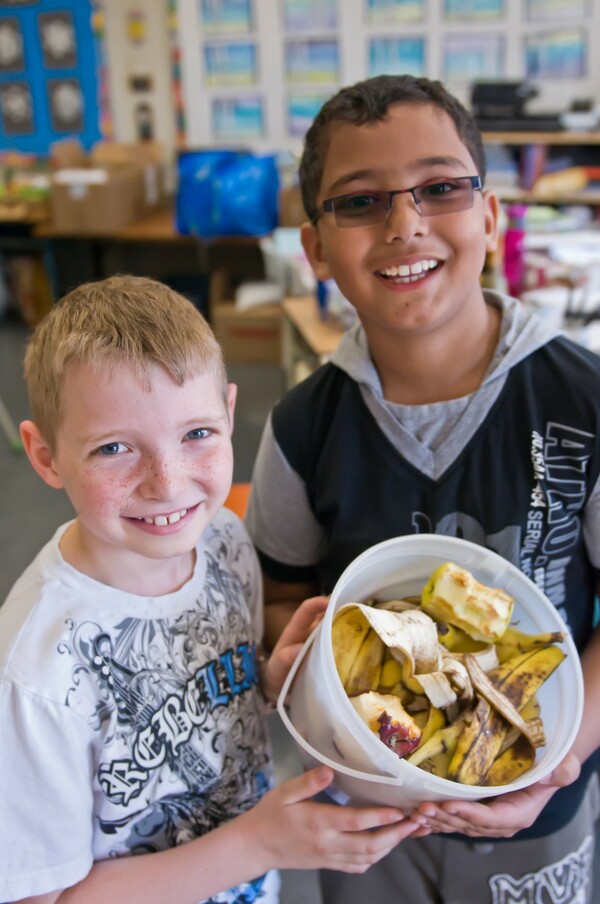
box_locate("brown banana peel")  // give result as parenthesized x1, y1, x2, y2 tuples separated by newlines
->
(482, 733, 536, 786)
(448, 645, 566, 785)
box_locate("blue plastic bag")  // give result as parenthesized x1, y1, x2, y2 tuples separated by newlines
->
(176, 150, 280, 238)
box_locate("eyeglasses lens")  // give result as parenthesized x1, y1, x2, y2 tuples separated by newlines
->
(331, 178, 477, 228)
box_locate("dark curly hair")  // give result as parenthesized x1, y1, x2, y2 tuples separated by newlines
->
(299, 74, 486, 223)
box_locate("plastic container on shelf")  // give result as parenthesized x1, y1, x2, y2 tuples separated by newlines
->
(503, 204, 528, 298)
(278, 534, 584, 810)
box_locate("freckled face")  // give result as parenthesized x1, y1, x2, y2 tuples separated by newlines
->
(49, 361, 235, 584)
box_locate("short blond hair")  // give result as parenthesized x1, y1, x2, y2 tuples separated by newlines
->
(24, 274, 226, 449)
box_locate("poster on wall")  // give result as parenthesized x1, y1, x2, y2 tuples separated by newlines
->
(285, 39, 338, 83)
(282, 0, 337, 31)
(211, 95, 264, 137)
(204, 41, 257, 85)
(200, 0, 253, 34)
(286, 92, 328, 135)
(443, 33, 504, 79)
(38, 10, 77, 68)
(0, 16, 24, 71)
(365, 0, 425, 25)
(526, 0, 588, 21)
(47, 78, 84, 132)
(368, 37, 425, 77)
(0, 0, 99, 153)
(0, 80, 33, 133)
(524, 28, 586, 78)
(444, 0, 503, 19)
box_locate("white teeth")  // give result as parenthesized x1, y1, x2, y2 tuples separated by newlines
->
(139, 508, 188, 526)
(380, 259, 438, 279)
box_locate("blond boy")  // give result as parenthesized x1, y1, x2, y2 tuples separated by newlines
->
(0, 276, 416, 903)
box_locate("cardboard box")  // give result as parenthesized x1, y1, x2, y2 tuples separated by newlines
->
(278, 184, 307, 227)
(49, 139, 164, 234)
(210, 269, 282, 365)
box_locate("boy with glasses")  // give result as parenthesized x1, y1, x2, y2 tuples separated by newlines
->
(246, 75, 600, 902)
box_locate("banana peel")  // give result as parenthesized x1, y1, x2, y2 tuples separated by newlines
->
(332, 607, 372, 687)
(406, 719, 464, 768)
(494, 626, 565, 664)
(437, 621, 487, 654)
(379, 653, 404, 691)
(332, 564, 568, 788)
(344, 628, 385, 695)
(448, 645, 565, 785)
(342, 603, 460, 708)
(482, 732, 535, 786)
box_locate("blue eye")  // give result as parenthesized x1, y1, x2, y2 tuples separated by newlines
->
(98, 442, 127, 456)
(185, 428, 211, 441)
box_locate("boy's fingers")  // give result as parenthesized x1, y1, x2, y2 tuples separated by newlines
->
(539, 752, 580, 787)
(274, 596, 328, 651)
(334, 805, 410, 833)
(279, 766, 334, 804)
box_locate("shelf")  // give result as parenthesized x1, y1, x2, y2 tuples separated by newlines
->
(482, 131, 600, 146)
(491, 186, 600, 206)
(484, 131, 600, 207)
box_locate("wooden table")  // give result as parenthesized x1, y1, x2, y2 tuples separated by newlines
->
(30, 203, 265, 302)
(281, 297, 347, 387)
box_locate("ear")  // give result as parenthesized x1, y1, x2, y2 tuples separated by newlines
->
(226, 383, 237, 437)
(483, 189, 500, 254)
(300, 221, 333, 282)
(20, 420, 65, 489)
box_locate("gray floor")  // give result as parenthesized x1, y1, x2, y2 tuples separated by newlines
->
(1, 315, 598, 902)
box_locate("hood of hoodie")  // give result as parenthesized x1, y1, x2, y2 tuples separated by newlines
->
(328, 290, 563, 480)
(330, 289, 561, 398)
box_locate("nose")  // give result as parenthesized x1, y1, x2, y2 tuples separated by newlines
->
(383, 191, 429, 243)
(138, 453, 187, 501)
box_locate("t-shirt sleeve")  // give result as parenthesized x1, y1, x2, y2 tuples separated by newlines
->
(0, 680, 94, 899)
(245, 413, 327, 581)
(212, 506, 265, 644)
(583, 470, 600, 574)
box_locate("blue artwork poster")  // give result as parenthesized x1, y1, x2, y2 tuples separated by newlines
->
(0, 0, 100, 154)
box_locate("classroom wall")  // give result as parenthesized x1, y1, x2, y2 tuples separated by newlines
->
(176, 0, 600, 153)
(100, 0, 177, 185)
(3, 2, 598, 164)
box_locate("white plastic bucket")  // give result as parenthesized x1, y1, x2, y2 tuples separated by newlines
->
(278, 534, 584, 809)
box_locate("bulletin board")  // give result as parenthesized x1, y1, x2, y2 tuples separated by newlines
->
(176, 0, 600, 152)
(0, 0, 100, 153)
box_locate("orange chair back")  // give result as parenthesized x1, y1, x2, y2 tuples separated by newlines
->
(224, 482, 251, 518)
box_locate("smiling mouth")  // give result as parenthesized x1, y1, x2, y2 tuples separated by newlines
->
(377, 259, 440, 284)
(133, 507, 193, 526)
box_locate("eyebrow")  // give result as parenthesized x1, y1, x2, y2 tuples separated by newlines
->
(325, 156, 470, 195)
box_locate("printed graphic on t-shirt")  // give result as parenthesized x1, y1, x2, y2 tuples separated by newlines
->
(59, 521, 271, 900)
(489, 834, 593, 903)
(411, 420, 595, 635)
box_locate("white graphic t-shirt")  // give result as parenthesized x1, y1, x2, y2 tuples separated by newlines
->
(0, 508, 279, 903)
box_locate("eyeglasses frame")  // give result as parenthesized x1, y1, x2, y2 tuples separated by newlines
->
(311, 175, 483, 226)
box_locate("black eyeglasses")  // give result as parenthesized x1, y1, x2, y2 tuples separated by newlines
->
(313, 176, 482, 227)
